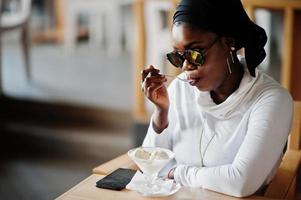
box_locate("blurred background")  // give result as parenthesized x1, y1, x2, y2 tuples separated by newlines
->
(0, 0, 300, 199)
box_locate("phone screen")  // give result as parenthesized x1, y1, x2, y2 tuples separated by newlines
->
(96, 168, 136, 191)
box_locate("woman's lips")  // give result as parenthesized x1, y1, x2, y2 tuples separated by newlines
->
(188, 78, 200, 86)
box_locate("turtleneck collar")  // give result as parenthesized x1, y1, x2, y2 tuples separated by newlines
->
(194, 57, 259, 119)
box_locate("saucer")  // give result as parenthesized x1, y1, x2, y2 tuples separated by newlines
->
(126, 171, 181, 197)
(138, 180, 181, 197)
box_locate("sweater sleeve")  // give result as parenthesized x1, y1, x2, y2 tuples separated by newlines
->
(142, 80, 179, 149)
(142, 116, 172, 148)
(173, 89, 293, 197)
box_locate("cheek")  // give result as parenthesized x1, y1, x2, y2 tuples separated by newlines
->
(208, 65, 227, 88)
(197, 52, 228, 90)
(208, 47, 228, 76)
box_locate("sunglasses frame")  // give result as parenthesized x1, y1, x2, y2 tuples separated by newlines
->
(166, 36, 220, 69)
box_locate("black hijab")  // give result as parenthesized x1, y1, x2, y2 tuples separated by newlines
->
(173, 0, 267, 77)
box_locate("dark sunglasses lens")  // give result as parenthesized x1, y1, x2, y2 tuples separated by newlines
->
(186, 50, 204, 66)
(167, 53, 184, 68)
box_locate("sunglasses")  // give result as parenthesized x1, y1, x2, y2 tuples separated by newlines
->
(166, 37, 220, 68)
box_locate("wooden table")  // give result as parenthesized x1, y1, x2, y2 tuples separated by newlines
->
(55, 174, 275, 200)
(55, 154, 279, 200)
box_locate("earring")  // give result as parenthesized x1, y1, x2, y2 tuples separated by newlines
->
(227, 58, 232, 74)
(227, 47, 235, 75)
(230, 47, 235, 63)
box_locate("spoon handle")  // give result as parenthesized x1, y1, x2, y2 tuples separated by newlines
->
(163, 74, 188, 82)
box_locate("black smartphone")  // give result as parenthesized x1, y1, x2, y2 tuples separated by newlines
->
(96, 168, 136, 191)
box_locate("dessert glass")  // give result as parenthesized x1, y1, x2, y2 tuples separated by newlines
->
(128, 147, 174, 193)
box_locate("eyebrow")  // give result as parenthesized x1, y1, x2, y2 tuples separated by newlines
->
(173, 41, 205, 50)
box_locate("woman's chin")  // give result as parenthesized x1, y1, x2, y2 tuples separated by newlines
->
(195, 84, 210, 92)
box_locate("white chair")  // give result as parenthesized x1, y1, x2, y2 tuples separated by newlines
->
(64, 0, 132, 55)
(144, 0, 173, 71)
(144, 0, 174, 113)
(0, 0, 32, 93)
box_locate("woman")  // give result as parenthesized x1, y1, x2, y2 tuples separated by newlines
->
(141, 0, 293, 198)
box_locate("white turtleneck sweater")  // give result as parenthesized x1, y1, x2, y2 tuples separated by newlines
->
(142, 64, 293, 197)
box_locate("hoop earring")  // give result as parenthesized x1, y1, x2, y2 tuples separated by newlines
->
(227, 58, 232, 74)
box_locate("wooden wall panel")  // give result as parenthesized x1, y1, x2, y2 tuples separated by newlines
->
(290, 11, 301, 100)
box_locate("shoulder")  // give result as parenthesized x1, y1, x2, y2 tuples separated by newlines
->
(251, 70, 293, 112)
(255, 70, 292, 102)
(239, 56, 292, 106)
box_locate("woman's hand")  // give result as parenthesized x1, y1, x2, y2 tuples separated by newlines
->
(167, 167, 176, 179)
(141, 65, 169, 133)
(141, 65, 169, 111)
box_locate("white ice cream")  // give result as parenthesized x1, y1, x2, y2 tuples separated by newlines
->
(134, 149, 152, 160)
(149, 151, 169, 160)
(134, 149, 169, 160)
(133, 148, 170, 175)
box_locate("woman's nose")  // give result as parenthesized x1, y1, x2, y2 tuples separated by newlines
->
(182, 59, 197, 71)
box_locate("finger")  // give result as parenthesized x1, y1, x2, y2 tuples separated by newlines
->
(144, 76, 167, 85)
(143, 76, 167, 92)
(146, 82, 165, 98)
(141, 65, 160, 81)
(153, 84, 165, 94)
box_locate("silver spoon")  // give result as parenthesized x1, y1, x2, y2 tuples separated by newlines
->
(163, 74, 189, 83)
